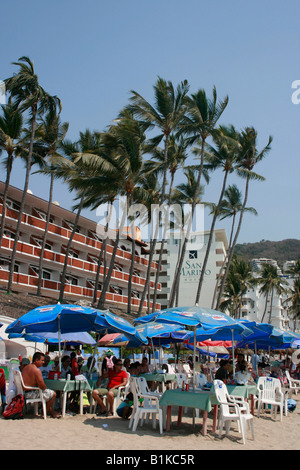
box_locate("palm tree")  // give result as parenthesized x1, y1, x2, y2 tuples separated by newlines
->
(194, 125, 241, 305)
(96, 117, 152, 315)
(169, 86, 229, 307)
(4, 56, 61, 293)
(285, 260, 300, 278)
(219, 256, 256, 318)
(169, 167, 206, 305)
(31, 112, 69, 295)
(0, 104, 24, 247)
(147, 135, 189, 311)
(215, 127, 272, 309)
(256, 263, 288, 323)
(284, 278, 300, 328)
(51, 130, 104, 302)
(211, 184, 257, 308)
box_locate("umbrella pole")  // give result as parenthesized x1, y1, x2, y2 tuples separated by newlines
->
(254, 341, 258, 376)
(193, 327, 196, 388)
(58, 315, 62, 373)
(231, 329, 235, 379)
(151, 338, 157, 370)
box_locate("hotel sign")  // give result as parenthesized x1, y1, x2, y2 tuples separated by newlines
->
(181, 259, 211, 283)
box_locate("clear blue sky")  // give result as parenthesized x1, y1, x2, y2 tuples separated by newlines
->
(1, 0, 299, 244)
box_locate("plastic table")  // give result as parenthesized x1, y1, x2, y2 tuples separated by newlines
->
(159, 384, 258, 435)
(44, 378, 92, 417)
(139, 373, 177, 392)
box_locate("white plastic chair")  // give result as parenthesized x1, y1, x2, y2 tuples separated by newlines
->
(285, 370, 300, 395)
(175, 373, 189, 389)
(129, 377, 163, 434)
(257, 377, 284, 421)
(13, 369, 47, 419)
(213, 379, 254, 445)
(195, 372, 208, 389)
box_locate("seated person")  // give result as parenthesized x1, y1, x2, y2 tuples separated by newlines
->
(52, 356, 60, 371)
(137, 357, 149, 375)
(39, 355, 53, 378)
(116, 393, 133, 419)
(215, 360, 230, 382)
(21, 352, 59, 418)
(123, 358, 131, 372)
(235, 364, 252, 385)
(235, 353, 248, 372)
(92, 359, 128, 416)
(70, 352, 80, 377)
(60, 355, 73, 379)
(82, 357, 98, 379)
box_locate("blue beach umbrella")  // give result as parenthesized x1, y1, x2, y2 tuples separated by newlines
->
(8, 331, 97, 345)
(6, 304, 146, 369)
(134, 306, 253, 380)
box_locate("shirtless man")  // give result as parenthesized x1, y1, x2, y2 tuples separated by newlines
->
(22, 352, 60, 418)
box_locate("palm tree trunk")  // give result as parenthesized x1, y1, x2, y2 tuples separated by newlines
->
(268, 288, 274, 324)
(59, 188, 87, 302)
(0, 151, 14, 248)
(7, 107, 37, 293)
(211, 213, 236, 308)
(261, 293, 269, 323)
(151, 170, 175, 312)
(195, 170, 229, 305)
(93, 201, 113, 305)
(98, 199, 128, 309)
(169, 139, 205, 308)
(137, 238, 156, 315)
(216, 176, 250, 309)
(37, 172, 54, 296)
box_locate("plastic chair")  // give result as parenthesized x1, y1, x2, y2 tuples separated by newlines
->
(213, 379, 254, 445)
(129, 377, 163, 434)
(175, 373, 189, 389)
(136, 376, 162, 398)
(195, 372, 208, 389)
(285, 370, 300, 395)
(13, 369, 47, 419)
(257, 377, 284, 421)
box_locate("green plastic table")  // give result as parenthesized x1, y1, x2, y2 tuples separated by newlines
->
(159, 384, 258, 435)
(44, 378, 92, 417)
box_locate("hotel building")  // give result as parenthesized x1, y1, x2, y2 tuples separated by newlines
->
(152, 229, 229, 309)
(0, 182, 161, 313)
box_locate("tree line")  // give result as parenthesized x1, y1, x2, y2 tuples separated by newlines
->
(1, 55, 286, 319)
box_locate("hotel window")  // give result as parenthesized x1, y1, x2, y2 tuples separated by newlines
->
(131, 290, 140, 299)
(0, 258, 19, 272)
(64, 220, 80, 233)
(65, 275, 79, 286)
(88, 255, 98, 264)
(114, 263, 123, 272)
(3, 229, 16, 239)
(110, 285, 122, 295)
(68, 249, 79, 259)
(88, 230, 103, 242)
(6, 198, 20, 211)
(29, 265, 51, 280)
(133, 269, 141, 277)
(87, 279, 102, 290)
(33, 237, 52, 251)
(34, 208, 54, 224)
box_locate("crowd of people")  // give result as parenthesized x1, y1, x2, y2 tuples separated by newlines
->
(1, 347, 299, 419)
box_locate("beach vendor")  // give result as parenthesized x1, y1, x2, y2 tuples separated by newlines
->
(92, 359, 127, 416)
(22, 352, 60, 418)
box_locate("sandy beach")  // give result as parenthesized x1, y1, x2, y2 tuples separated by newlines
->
(1, 394, 299, 451)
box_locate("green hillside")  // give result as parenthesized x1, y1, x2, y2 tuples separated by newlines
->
(234, 239, 300, 266)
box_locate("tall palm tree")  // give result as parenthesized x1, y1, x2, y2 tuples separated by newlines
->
(219, 256, 256, 318)
(284, 278, 300, 328)
(169, 86, 229, 307)
(256, 263, 288, 323)
(0, 104, 24, 247)
(215, 127, 272, 309)
(211, 184, 257, 308)
(4, 56, 61, 293)
(169, 167, 206, 306)
(96, 117, 152, 315)
(147, 135, 189, 311)
(51, 130, 104, 302)
(31, 112, 69, 295)
(194, 125, 241, 305)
